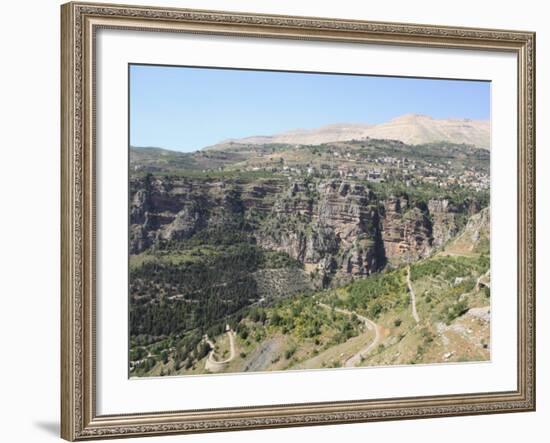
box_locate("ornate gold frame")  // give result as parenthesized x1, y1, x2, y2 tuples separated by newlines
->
(61, 2, 536, 440)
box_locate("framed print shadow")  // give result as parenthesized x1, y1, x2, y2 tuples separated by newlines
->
(61, 2, 536, 441)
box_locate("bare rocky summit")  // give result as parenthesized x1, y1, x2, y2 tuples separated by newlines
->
(209, 114, 490, 150)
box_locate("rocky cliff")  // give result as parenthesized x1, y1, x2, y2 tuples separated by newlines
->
(130, 175, 486, 285)
(129, 174, 281, 254)
(256, 180, 385, 285)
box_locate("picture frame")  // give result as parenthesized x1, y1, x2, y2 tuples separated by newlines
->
(61, 1, 536, 440)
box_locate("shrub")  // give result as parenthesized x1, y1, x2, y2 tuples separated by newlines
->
(239, 327, 249, 340)
(270, 312, 282, 326)
(285, 346, 297, 360)
(445, 300, 469, 324)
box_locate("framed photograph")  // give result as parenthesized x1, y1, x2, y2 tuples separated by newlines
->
(61, 2, 536, 440)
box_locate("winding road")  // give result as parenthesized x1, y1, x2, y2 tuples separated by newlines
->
(204, 325, 236, 372)
(319, 303, 382, 368)
(406, 266, 420, 324)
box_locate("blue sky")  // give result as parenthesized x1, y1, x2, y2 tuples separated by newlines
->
(130, 64, 490, 152)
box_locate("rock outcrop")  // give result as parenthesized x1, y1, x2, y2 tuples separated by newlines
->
(445, 207, 490, 254)
(257, 180, 385, 283)
(130, 175, 486, 285)
(379, 196, 431, 266)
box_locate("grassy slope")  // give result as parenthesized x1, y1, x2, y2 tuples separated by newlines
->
(131, 232, 490, 377)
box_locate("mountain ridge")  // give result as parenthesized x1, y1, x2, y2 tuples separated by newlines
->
(205, 113, 490, 150)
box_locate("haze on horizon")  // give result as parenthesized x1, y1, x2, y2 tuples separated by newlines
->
(130, 64, 491, 152)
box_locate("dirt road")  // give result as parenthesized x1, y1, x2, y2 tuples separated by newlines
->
(319, 303, 381, 368)
(406, 266, 420, 324)
(204, 326, 236, 372)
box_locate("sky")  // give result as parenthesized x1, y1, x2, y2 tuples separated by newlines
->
(129, 64, 490, 152)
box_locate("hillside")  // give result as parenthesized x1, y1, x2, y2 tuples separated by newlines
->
(131, 137, 490, 194)
(128, 132, 490, 377)
(206, 114, 490, 150)
(130, 208, 490, 376)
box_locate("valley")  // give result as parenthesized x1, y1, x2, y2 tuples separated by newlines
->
(128, 119, 490, 377)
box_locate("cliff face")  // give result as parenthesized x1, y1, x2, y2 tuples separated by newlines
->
(445, 206, 490, 254)
(379, 196, 431, 266)
(130, 175, 484, 284)
(257, 180, 385, 283)
(129, 175, 277, 254)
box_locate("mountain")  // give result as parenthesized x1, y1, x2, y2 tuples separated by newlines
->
(128, 130, 491, 377)
(129, 172, 491, 376)
(365, 114, 490, 148)
(208, 114, 490, 150)
(213, 123, 375, 148)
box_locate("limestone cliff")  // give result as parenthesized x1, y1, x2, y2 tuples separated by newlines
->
(129, 175, 486, 285)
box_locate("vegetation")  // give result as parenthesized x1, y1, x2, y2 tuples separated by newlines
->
(128, 137, 491, 377)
